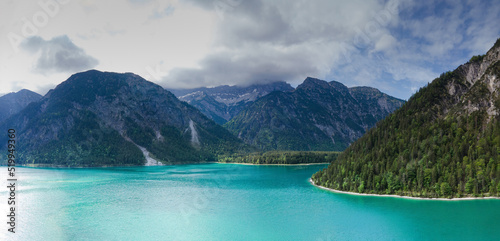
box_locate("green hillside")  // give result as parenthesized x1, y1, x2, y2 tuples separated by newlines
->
(312, 38, 500, 198)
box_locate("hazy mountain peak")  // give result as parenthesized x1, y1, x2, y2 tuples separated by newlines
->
(168, 81, 294, 124)
(0, 89, 42, 123)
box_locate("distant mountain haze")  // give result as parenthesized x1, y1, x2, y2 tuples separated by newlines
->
(168, 82, 294, 124)
(0, 89, 42, 123)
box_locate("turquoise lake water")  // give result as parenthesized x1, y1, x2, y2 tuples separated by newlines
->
(1, 163, 499, 241)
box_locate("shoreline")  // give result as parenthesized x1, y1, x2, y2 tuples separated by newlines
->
(1, 161, 328, 169)
(217, 162, 329, 166)
(309, 178, 500, 201)
(1, 161, 218, 168)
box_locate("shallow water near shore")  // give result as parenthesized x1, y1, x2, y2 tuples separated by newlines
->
(1, 163, 499, 240)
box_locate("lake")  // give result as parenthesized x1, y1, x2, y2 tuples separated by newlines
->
(1, 164, 499, 240)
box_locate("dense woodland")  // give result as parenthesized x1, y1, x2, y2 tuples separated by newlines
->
(219, 151, 339, 164)
(313, 47, 500, 198)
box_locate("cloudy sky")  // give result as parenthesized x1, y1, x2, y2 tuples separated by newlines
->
(1, 0, 499, 99)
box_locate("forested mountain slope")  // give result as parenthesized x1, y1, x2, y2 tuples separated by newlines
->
(0, 70, 247, 167)
(225, 77, 404, 151)
(313, 39, 500, 198)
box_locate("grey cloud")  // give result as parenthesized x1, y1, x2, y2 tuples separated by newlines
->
(149, 5, 175, 19)
(164, 0, 499, 100)
(128, 0, 155, 5)
(21, 35, 99, 74)
(216, 1, 290, 46)
(164, 47, 320, 89)
(214, 0, 387, 47)
(182, 0, 214, 10)
(164, 0, 390, 89)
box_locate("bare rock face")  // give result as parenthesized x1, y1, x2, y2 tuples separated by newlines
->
(224, 77, 405, 151)
(0, 70, 245, 167)
(453, 39, 500, 118)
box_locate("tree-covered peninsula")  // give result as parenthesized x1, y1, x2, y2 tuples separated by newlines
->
(312, 39, 500, 198)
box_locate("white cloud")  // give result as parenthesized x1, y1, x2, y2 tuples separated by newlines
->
(373, 34, 397, 53)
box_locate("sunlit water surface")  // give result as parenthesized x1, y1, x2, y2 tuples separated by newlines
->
(1, 164, 499, 240)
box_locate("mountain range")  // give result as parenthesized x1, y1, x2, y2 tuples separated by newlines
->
(168, 82, 294, 124)
(313, 38, 500, 198)
(0, 70, 247, 167)
(224, 77, 404, 151)
(1, 72, 405, 166)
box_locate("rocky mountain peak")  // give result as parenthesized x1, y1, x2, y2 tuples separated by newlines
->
(297, 77, 351, 97)
(297, 77, 332, 90)
(460, 39, 500, 86)
(441, 38, 500, 118)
